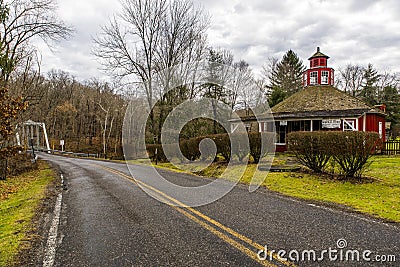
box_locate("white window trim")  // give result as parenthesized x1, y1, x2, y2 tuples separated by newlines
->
(343, 119, 357, 131)
(321, 71, 329, 85)
(231, 123, 239, 133)
(310, 71, 318, 85)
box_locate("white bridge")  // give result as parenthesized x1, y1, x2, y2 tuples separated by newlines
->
(16, 120, 50, 152)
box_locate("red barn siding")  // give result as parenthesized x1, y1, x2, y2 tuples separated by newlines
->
(358, 117, 364, 131)
(366, 114, 386, 141)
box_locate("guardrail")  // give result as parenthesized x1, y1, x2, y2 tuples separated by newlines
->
(382, 140, 400, 155)
(29, 148, 99, 158)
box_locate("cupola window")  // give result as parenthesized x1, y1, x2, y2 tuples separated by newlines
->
(310, 71, 318, 85)
(321, 71, 329, 84)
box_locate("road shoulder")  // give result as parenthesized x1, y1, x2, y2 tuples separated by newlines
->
(12, 162, 61, 267)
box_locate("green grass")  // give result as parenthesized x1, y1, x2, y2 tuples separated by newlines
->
(134, 155, 400, 223)
(0, 162, 55, 267)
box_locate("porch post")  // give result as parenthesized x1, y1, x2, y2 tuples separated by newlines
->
(363, 114, 367, 132)
(310, 120, 313, 132)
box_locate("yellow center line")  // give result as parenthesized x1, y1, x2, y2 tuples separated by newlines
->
(160, 195, 275, 267)
(96, 164, 298, 267)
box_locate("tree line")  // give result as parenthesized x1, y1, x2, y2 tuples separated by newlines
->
(1, 0, 400, 165)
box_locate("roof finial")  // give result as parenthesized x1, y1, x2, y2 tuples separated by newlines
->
(317, 47, 320, 52)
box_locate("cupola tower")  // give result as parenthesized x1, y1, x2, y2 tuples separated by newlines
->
(303, 47, 334, 86)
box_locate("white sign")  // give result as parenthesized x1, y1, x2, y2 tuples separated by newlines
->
(60, 140, 65, 146)
(322, 119, 341, 129)
(379, 122, 383, 138)
(280, 120, 287, 126)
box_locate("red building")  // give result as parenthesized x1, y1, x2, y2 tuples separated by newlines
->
(303, 47, 335, 87)
(231, 47, 386, 151)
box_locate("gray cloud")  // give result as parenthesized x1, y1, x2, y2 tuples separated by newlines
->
(35, 0, 400, 81)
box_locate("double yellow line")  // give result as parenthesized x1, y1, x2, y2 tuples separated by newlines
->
(96, 164, 298, 267)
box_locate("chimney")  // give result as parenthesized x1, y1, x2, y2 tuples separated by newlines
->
(375, 104, 386, 113)
(317, 47, 320, 53)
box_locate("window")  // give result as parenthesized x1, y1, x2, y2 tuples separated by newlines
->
(343, 119, 356, 131)
(313, 59, 319, 67)
(320, 58, 326, 66)
(321, 71, 329, 84)
(310, 71, 318, 85)
(275, 121, 286, 144)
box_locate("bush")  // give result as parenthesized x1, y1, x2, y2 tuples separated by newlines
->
(230, 133, 250, 162)
(211, 134, 231, 161)
(180, 138, 202, 161)
(3, 153, 38, 178)
(248, 132, 275, 163)
(288, 131, 382, 178)
(146, 144, 167, 163)
(287, 132, 332, 173)
(328, 132, 382, 177)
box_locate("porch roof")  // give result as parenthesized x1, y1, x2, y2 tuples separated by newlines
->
(272, 109, 368, 120)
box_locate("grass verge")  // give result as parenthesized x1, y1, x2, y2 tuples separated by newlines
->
(129, 155, 400, 223)
(0, 161, 56, 267)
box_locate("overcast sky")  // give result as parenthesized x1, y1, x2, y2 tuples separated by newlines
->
(37, 0, 400, 81)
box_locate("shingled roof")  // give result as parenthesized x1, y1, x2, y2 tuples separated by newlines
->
(308, 47, 329, 60)
(270, 85, 385, 119)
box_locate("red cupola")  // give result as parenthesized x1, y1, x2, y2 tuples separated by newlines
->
(303, 47, 335, 87)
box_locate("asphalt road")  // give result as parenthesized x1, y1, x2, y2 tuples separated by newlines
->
(38, 153, 399, 267)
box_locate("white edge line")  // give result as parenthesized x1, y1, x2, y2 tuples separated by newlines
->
(42, 174, 63, 267)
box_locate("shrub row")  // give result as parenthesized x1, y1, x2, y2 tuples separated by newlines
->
(287, 131, 382, 178)
(146, 132, 275, 164)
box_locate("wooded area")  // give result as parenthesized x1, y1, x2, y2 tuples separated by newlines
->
(1, 0, 400, 166)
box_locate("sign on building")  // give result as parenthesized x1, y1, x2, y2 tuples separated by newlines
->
(322, 119, 341, 129)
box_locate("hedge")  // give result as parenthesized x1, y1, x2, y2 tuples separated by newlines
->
(287, 131, 382, 178)
(145, 132, 275, 164)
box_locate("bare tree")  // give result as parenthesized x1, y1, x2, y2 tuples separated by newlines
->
(376, 70, 400, 102)
(0, 0, 72, 85)
(94, 0, 209, 142)
(261, 57, 278, 97)
(228, 60, 254, 110)
(336, 64, 365, 96)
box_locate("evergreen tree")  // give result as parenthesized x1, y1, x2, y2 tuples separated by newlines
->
(268, 50, 305, 107)
(359, 63, 380, 106)
(382, 85, 400, 125)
